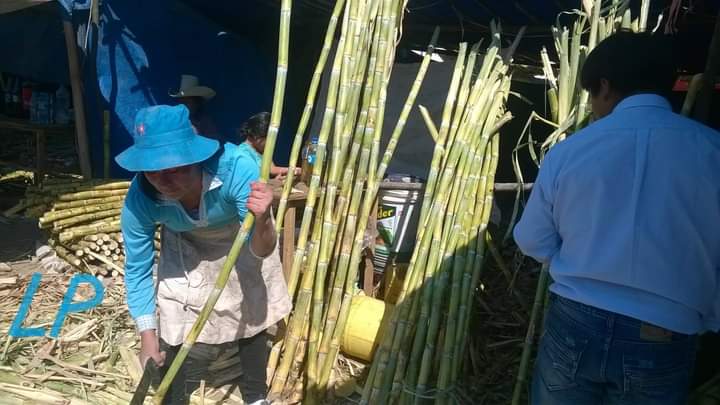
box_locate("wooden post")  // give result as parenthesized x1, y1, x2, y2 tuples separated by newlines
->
(103, 110, 110, 178)
(62, 19, 92, 179)
(35, 129, 47, 182)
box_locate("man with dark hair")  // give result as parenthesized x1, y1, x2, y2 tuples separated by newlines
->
(237, 112, 299, 179)
(514, 31, 720, 404)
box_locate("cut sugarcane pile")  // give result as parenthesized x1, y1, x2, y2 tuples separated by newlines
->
(6, 178, 159, 278)
(34, 179, 131, 278)
(0, 272, 247, 404)
(360, 24, 515, 404)
(0, 272, 142, 404)
(267, 0, 439, 402)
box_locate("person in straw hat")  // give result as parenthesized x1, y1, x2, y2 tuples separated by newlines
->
(170, 74, 220, 139)
(117, 104, 291, 405)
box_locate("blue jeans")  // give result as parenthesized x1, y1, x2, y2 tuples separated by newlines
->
(531, 294, 697, 405)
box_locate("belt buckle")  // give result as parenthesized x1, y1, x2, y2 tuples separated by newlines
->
(639, 322, 673, 342)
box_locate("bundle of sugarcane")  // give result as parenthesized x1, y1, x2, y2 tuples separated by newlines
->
(358, 23, 516, 405)
(10, 179, 147, 278)
(5, 176, 125, 218)
(265, 0, 442, 402)
(518, 0, 652, 161)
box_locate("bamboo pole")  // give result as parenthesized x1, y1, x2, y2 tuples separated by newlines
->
(152, 1, 291, 402)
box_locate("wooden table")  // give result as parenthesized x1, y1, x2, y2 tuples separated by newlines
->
(270, 178, 308, 282)
(0, 117, 75, 181)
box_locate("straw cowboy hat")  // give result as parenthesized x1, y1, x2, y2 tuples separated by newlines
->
(169, 74, 216, 100)
(115, 105, 219, 172)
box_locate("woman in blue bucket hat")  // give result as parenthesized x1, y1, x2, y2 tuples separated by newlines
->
(116, 105, 291, 405)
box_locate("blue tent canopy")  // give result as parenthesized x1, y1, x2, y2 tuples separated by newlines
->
(0, 0, 686, 177)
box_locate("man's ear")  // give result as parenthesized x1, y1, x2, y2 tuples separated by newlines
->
(599, 78, 611, 100)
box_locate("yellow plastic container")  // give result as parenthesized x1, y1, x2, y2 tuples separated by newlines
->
(341, 295, 393, 362)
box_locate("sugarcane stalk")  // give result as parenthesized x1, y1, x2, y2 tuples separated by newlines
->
(270, 227, 319, 395)
(455, 130, 501, 381)
(58, 189, 127, 202)
(54, 244, 83, 268)
(452, 142, 492, 381)
(40, 180, 129, 195)
(152, 1, 291, 402)
(85, 251, 124, 276)
(367, 0, 398, 188)
(52, 209, 121, 231)
(511, 264, 550, 405)
(268, 187, 327, 387)
(52, 196, 125, 210)
(435, 155, 485, 404)
(444, 41, 480, 151)
(416, 44, 466, 234)
(639, 0, 650, 32)
(40, 201, 123, 225)
(59, 220, 121, 243)
(418, 105, 439, 142)
(274, 0, 346, 234)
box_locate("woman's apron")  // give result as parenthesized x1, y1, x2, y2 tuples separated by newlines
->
(156, 222, 291, 346)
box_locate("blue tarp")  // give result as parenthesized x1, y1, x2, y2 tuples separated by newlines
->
(91, 0, 275, 177)
(3, 0, 276, 177)
(4, 0, 668, 177)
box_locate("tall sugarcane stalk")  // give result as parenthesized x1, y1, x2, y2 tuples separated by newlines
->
(151, 0, 292, 402)
(511, 264, 549, 405)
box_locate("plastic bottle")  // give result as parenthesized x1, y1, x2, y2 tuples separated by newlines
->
(301, 135, 319, 184)
(54, 85, 71, 125)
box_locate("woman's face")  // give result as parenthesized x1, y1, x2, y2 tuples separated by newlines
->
(144, 164, 200, 200)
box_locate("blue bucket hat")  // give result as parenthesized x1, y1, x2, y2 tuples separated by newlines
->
(115, 105, 219, 172)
